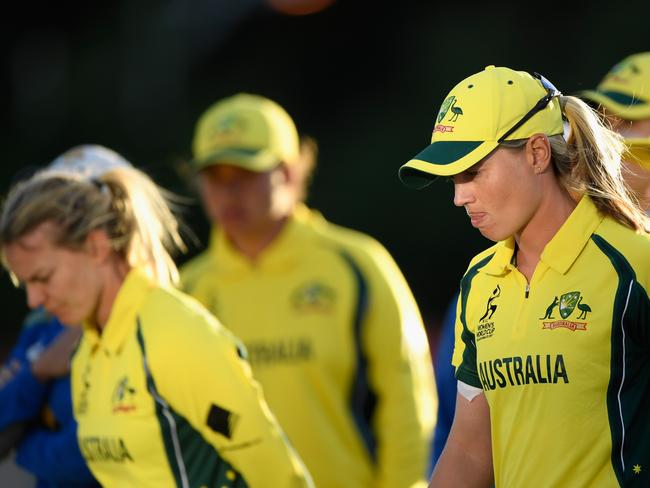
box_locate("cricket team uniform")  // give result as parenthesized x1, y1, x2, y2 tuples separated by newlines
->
(71, 268, 312, 488)
(181, 205, 437, 488)
(453, 196, 650, 487)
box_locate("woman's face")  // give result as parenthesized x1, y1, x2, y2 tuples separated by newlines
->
(4, 221, 103, 326)
(198, 163, 291, 240)
(452, 145, 542, 242)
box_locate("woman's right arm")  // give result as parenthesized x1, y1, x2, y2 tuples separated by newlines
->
(429, 392, 493, 487)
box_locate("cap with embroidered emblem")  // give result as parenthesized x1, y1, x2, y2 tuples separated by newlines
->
(399, 65, 564, 188)
(578, 52, 650, 121)
(191, 93, 300, 172)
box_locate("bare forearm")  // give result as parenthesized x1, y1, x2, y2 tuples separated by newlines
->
(429, 440, 493, 488)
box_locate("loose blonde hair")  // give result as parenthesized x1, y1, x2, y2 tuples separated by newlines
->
(0, 166, 187, 287)
(554, 95, 648, 232)
(503, 96, 649, 232)
(293, 135, 318, 203)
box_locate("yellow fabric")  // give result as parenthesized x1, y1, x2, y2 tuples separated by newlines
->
(192, 93, 300, 171)
(181, 205, 436, 488)
(452, 196, 650, 487)
(71, 268, 313, 488)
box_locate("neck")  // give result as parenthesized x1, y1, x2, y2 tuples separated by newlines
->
(514, 185, 577, 279)
(228, 217, 289, 261)
(95, 257, 131, 331)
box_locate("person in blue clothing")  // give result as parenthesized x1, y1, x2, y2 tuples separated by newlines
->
(0, 309, 98, 487)
(0, 144, 131, 487)
(430, 293, 458, 469)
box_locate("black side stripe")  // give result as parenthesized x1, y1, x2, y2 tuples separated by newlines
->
(339, 251, 377, 463)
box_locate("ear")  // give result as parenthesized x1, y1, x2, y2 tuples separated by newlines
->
(84, 229, 113, 263)
(276, 162, 296, 185)
(525, 133, 552, 175)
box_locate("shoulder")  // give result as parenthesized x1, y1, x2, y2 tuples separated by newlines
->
(137, 285, 238, 352)
(179, 248, 215, 292)
(463, 243, 500, 279)
(592, 218, 650, 286)
(306, 211, 399, 275)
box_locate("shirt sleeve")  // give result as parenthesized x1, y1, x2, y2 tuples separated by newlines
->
(15, 423, 97, 484)
(353, 242, 437, 488)
(451, 275, 482, 389)
(630, 280, 649, 347)
(144, 300, 314, 488)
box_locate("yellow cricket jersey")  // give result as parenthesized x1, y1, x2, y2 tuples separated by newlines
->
(452, 196, 650, 487)
(181, 205, 437, 488)
(71, 268, 313, 488)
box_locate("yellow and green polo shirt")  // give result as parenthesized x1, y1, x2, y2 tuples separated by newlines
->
(181, 205, 437, 488)
(71, 268, 313, 488)
(452, 196, 650, 487)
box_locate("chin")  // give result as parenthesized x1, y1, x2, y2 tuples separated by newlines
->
(51, 310, 83, 327)
(478, 226, 508, 243)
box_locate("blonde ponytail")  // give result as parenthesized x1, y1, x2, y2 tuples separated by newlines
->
(0, 166, 187, 287)
(551, 96, 649, 232)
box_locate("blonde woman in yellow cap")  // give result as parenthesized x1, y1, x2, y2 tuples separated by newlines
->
(0, 145, 313, 488)
(580, 52, 650, 211)
(399, 66, 650, 487)
(181, 93, 437, 488)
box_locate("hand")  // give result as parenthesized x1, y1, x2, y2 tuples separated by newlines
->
(31, 327, 82, 382)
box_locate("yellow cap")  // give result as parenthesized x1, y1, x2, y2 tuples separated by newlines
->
(191, 93, 300, 171)
(399, 66, 564, 188)
(579, 52, 650, 121)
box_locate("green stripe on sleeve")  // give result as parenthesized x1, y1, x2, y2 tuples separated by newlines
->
(455, 254, 495, 389)
(592, 234, 650, 486)
(135, 318, 248, 487)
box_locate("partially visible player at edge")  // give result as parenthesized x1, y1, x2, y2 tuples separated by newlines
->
(0, 146, 314, 487)
(399, 65, 650, 487)
(579, 51, 650, 212)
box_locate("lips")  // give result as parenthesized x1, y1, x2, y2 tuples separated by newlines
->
(467, 212, 486, 228)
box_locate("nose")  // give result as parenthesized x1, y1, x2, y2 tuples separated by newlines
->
(26, 284, 45, 310)
(453, 179, 474, 207)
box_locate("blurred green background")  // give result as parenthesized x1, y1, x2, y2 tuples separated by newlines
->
(1, 0, 649, 357)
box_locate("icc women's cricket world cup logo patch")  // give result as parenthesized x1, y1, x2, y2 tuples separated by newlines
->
(433, 95, 463, 135)
(476, 285, 500, 342)
(540, 291, 592, 331)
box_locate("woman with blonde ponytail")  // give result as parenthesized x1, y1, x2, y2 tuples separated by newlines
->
(399, 66, 650, 487)
(0, 145, 313, 488)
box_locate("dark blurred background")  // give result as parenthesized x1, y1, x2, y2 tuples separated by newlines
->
(1, 0, 649, 359)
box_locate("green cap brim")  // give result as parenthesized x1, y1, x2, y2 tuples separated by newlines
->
(192, 148, 280, 172)
(399, 140, 498, 189)
(579, 90, 650, 120)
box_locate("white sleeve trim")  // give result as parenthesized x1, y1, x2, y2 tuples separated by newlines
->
(457, 380, 484, 402)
